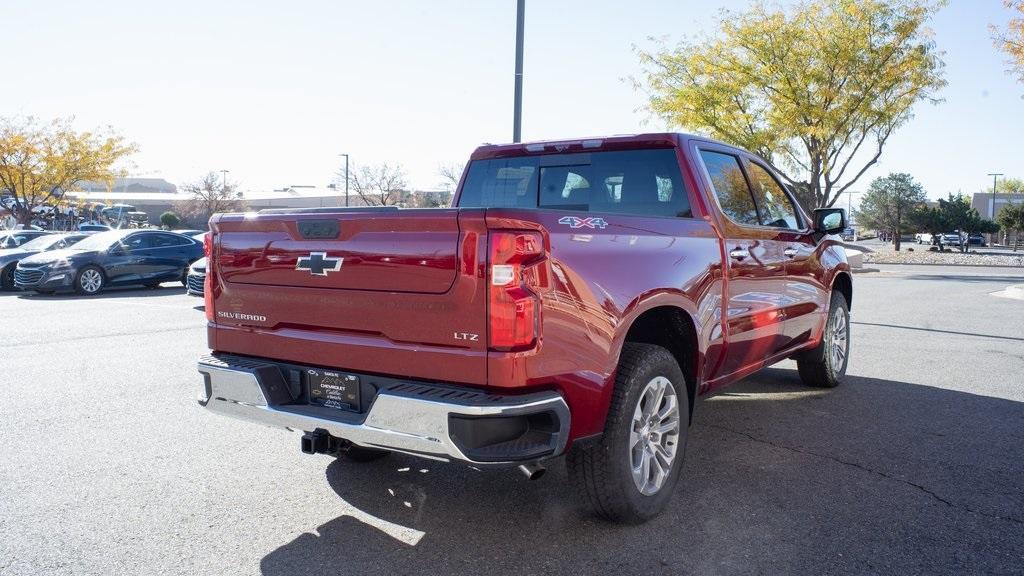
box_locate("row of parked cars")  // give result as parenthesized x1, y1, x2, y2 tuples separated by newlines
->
(0, 227, 208, 296)
(913, 231, 986, 246)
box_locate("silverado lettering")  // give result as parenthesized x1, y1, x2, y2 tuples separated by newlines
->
(197, 133, 852, 524)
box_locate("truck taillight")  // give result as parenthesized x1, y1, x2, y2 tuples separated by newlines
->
(203, 232, 214, 322)
(488, 231, 543, 351)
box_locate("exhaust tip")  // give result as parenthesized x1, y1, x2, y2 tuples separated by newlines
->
(518, 462, 546, 481)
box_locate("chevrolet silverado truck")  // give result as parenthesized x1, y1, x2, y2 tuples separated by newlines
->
(198, 133, 852, 523)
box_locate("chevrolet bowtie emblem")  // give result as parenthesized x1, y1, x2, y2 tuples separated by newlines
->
(295, 252, 343, 276)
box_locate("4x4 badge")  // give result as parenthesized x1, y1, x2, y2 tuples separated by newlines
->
(558, 216, 608, 229)
(296, 252, 343, 276)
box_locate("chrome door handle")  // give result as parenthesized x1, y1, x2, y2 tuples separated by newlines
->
(729, 248, 749, 261)
(783, 248, 798, 258)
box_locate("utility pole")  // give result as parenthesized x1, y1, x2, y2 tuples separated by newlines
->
(512, 0, 525, 143)
(340, 154, 350, 207)
(220, 170, 230, 194)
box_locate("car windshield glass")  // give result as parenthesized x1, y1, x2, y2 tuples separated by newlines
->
(67, 231, 126, 251)
(14, 235, 61, 251)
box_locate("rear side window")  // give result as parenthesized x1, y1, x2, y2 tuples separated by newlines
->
(151, 233, 191, 247)
(459, 149, 692, 218)
(698, 150, 760, 226)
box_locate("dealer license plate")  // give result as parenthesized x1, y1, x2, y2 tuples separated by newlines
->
(307, 369, 360, 411)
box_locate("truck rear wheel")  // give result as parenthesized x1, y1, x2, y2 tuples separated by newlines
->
(566, 343, 689, 524)
(796, 291, 850, 388)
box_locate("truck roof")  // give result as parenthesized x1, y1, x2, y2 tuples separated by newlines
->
(469, 132, 713, 160)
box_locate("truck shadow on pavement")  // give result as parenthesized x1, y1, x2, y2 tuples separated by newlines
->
(260, 368, 1024, 576)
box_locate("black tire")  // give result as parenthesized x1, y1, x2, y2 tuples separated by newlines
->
(0, 263, 15, 291)
(339, 446, 390, 462)
(181, 267, 189, 287)
(796, 292, 850, 388)
(74, 265, 106, 296)
(566, 342, 689, 524)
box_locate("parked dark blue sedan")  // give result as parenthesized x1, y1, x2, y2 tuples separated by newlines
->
(15, 230, 203, 295)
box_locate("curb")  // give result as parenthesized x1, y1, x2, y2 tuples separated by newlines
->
(864, 261, 1024, 269)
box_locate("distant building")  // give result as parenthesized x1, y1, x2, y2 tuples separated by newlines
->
(972, 192, 1024, 245)
(74, 178, 177, 194)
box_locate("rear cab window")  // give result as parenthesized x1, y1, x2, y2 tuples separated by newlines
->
(458, 149, 692, 219)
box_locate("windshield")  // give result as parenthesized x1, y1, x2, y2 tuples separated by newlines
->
(67, 231, 127, 251)
(16, 235, 64, 251)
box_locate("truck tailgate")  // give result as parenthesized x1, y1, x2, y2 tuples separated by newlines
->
(208, 209, 490, 385)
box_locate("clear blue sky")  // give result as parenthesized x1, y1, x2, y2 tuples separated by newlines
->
(4, 0, 1021, 202)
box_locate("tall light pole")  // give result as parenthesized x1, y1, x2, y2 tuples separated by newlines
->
(987, 173, 1003, 219)
(987, 173, 1003, 245)
(512, 0, 525, 143)
(339, 153, 350, 207)
(846, 190, 865, 240)
(220, 169, 230, 194)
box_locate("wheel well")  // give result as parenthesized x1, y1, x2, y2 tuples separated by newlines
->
(622, 306, 698, 422)
(832, 272, 852, 310)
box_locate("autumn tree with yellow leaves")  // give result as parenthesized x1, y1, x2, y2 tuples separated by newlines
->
(636, 0, 946, 210)
(0, 116, 135, 225)
(992, 1, 1024, 84)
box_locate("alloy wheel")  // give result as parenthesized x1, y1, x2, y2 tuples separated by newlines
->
(629, 376, 680, 496)
(80, 269, 103, 293)
(829, 308, 848, 369)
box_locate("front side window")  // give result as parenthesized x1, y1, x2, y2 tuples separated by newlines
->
(698, 150, 759, 226)
(121, 234, 153, 251)
(746, 162, 801, 229)
(459, 149, 692, 218)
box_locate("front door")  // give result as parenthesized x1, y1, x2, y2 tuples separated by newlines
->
(741, 158, 829, 345)
(695, 148, 792, 382)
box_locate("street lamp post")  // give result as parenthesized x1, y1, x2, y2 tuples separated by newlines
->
(220, 169, 229, 193)
(987, 173, 1003, 245)
(512, 0, 525, 143)
(987, 173, 1003, 219)
(846, 190, 864, 240)
(339, 154, 350, 207)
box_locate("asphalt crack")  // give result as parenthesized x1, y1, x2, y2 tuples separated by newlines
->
(705, 423, 1024, 527)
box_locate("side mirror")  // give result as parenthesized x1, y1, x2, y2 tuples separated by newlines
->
(813, 208, 846, 235)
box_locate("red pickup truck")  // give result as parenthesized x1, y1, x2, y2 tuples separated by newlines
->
(198, 133, 851, 523)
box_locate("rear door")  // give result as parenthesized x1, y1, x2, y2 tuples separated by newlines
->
(695, 147, 792, 380)
(140, 233, 195, 280)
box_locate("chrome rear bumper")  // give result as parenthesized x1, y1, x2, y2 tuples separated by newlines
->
(197, 354, 570, 465)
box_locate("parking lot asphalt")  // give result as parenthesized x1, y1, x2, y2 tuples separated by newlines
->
(2, 266, 1023, 576)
